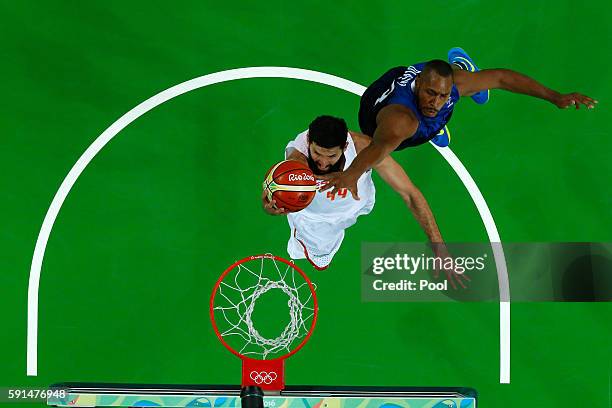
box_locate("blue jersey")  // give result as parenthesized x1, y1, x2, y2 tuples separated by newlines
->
(375, 63, 460, 149)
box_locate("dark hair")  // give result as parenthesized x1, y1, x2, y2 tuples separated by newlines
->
(422, 59, 454, 79)
(308, 115, 348, 148)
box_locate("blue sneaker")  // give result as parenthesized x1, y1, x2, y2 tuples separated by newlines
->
(431, 125, 451, 147)
(448, 47, 489, 104)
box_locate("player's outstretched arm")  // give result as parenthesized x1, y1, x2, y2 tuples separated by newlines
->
(373, 154, 443, 244)
(353, 132, 469, 289)
(454, 68, 598, 109)
(319, 105, 417, 200)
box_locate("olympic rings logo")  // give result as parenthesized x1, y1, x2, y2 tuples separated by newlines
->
(250, 370, 278, 385)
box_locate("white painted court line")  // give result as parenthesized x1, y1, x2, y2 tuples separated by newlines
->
(27, 67, 511, 383)
(433, 145, 510, 383)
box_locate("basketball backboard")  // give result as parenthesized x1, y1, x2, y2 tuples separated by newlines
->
(47, 383, 477, 408)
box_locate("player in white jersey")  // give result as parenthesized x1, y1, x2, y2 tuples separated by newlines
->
(263, 115, 450, 271)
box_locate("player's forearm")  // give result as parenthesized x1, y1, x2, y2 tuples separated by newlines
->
(497, 69, 561, 104)
(346, 141, 395, 178)
(404, 190, 443, 243)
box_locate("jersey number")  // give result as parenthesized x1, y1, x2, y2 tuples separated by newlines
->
(327, 188, 348, 201)
(374, 81, 395, 106)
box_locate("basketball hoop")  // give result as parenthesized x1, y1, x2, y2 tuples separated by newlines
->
(210, 254, 318, 391)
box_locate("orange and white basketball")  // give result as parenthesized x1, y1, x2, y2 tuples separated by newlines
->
(263, 160, 317, 212)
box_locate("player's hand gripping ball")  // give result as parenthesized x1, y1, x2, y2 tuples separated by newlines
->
(263, 160, 317, 212)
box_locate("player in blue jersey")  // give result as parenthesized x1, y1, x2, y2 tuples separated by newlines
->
(320, 47, 598, 199)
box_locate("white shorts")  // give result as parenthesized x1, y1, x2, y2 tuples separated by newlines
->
(286, 216, 345, 270)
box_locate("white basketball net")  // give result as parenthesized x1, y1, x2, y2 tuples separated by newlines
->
(212, 256, 316, 359)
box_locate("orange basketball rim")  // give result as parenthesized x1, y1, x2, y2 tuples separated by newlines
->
(210, 254, 318, 391)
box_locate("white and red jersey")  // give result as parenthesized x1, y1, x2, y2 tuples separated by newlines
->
(284, 130, 376, 269)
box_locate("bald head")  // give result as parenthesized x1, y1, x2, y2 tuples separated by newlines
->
(421, 59, 454, 81)
(414, 60, 454, 118)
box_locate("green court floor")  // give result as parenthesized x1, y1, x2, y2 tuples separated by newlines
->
(2, 1, 611, 407)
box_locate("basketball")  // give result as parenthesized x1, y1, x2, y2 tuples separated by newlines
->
(263, 160, 317, 212)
